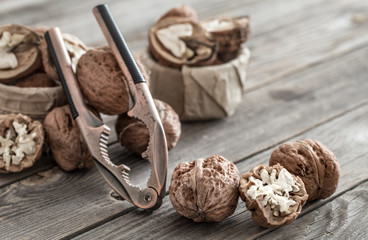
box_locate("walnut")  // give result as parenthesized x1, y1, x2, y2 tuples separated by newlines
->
(149, 17, 218, 68)
(14, 73, 57, 88)
(269, 139, 340, 201)
(169, 155, 239, 222)
(0, 25, 41, 84)
(41, 30, 88, 81)
(157, 5, 198, 23)
(239, 164, 308, 228)
(76, 46, 150, 115)
(115, 99, 181, 155)
(0, 113, 44, 173)
(201, 16, 250, 62)
(43, 105, 95, 171)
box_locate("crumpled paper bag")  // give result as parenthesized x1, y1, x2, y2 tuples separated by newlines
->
(0, 83, 66, 121)
(140, 47, 250, 120)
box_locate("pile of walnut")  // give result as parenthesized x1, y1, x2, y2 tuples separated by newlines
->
(149, 5, 250, 67)
(0, 24, 182, 172)
(75, 46, 182, 156)
(0, 24, 87, 87)
(169, 139, 340, 228)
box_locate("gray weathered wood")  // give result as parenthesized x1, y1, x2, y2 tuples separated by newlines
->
(72, 102, 368, 240)
(0, 42, 367, 239)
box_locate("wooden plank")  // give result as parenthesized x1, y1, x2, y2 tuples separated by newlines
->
(74, 100, 368, 240)
(0, 0, 325, 192)
(0, 42, 367, 239)
(258, 181, 368, 240)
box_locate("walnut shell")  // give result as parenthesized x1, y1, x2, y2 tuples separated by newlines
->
(76, 46, 150, 115)
(157, 5, 198, 23)
(201, 16, 250, 62)
(115, 99, 181, 155)
(0, 113, 44, 173)
(43, 105, 95, 171)
(239, 164, 308, 228)
(269, 139, 340, 201)
(41, 30, 88, 81)
(0, 25, 42, 84)
(14, 73, 57, 88)
(149, 17, 218, 68)
(169, 155, 239, 222)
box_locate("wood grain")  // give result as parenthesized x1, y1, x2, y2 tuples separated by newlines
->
(73, 102, 368, 240)
(0, 43, 367, 239)
(258, 181, 368, 240)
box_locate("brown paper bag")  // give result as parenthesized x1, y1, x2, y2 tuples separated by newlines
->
(0, 83, 66, 121)
(140, 47, 250, 120)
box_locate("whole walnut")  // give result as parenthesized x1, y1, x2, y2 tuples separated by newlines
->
(0, 113, 44, 173)
(239, 164, 308, 228)
(269, 139, 340, 201)
(76, 46, 150, 115)
(43, 105, 95, 171)
(169, 155, 239, 222)
(157, 5, 198, 23)
(115, 99, 181, 155)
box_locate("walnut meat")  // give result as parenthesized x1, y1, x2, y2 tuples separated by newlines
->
(169, 155, 239, 222)
(269, 139, 340, 201)
(76, 46, 149, 115)
(239, 164, 308, 228)
(43, 105, 94, 171)
(115, 99, 181, 155)
(0, 25, 41, 84)
(0, 113, 44, 173)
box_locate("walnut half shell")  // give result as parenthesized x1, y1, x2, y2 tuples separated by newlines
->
(0, 113, 44, 173)
(149, 17, 218, 68)
(0, 25, 41, 84)
(169, 155, 239, 222)
(239, 164, 308, 228)
(269, 139, 340, 201)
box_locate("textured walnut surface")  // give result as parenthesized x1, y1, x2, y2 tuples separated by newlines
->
(0, 113, 44, 173)
(169, 155, 239, 222)
(270, 139, 340, 201)
(239, 164, 308, 228)
(43, 105, 94, 171)
(14, 73, 56, 88)
(115, 99, 181, 155)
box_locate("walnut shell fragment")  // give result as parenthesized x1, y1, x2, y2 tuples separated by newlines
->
(149, 17, 218, 68)
(115, 99, 181, 155)
(0, 113, 44, 173)
(201, 16, 250, 62)
(14, 73, 57, 88)
(239, 164, 308, 228)
(157, 5, 198, 23)
(76, 46, 150, 115)
(43, 105, 95, 171)
(0, 24, 42, 84)
(270, 139, 340, 201)
(169, 155, 239, 222)
(41, 30, 88, 81)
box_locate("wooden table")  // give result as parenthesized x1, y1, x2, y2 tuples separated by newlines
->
(1, 0, 368, 239)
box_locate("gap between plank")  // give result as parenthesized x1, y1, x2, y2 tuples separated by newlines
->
(66, 100, 368, 239)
